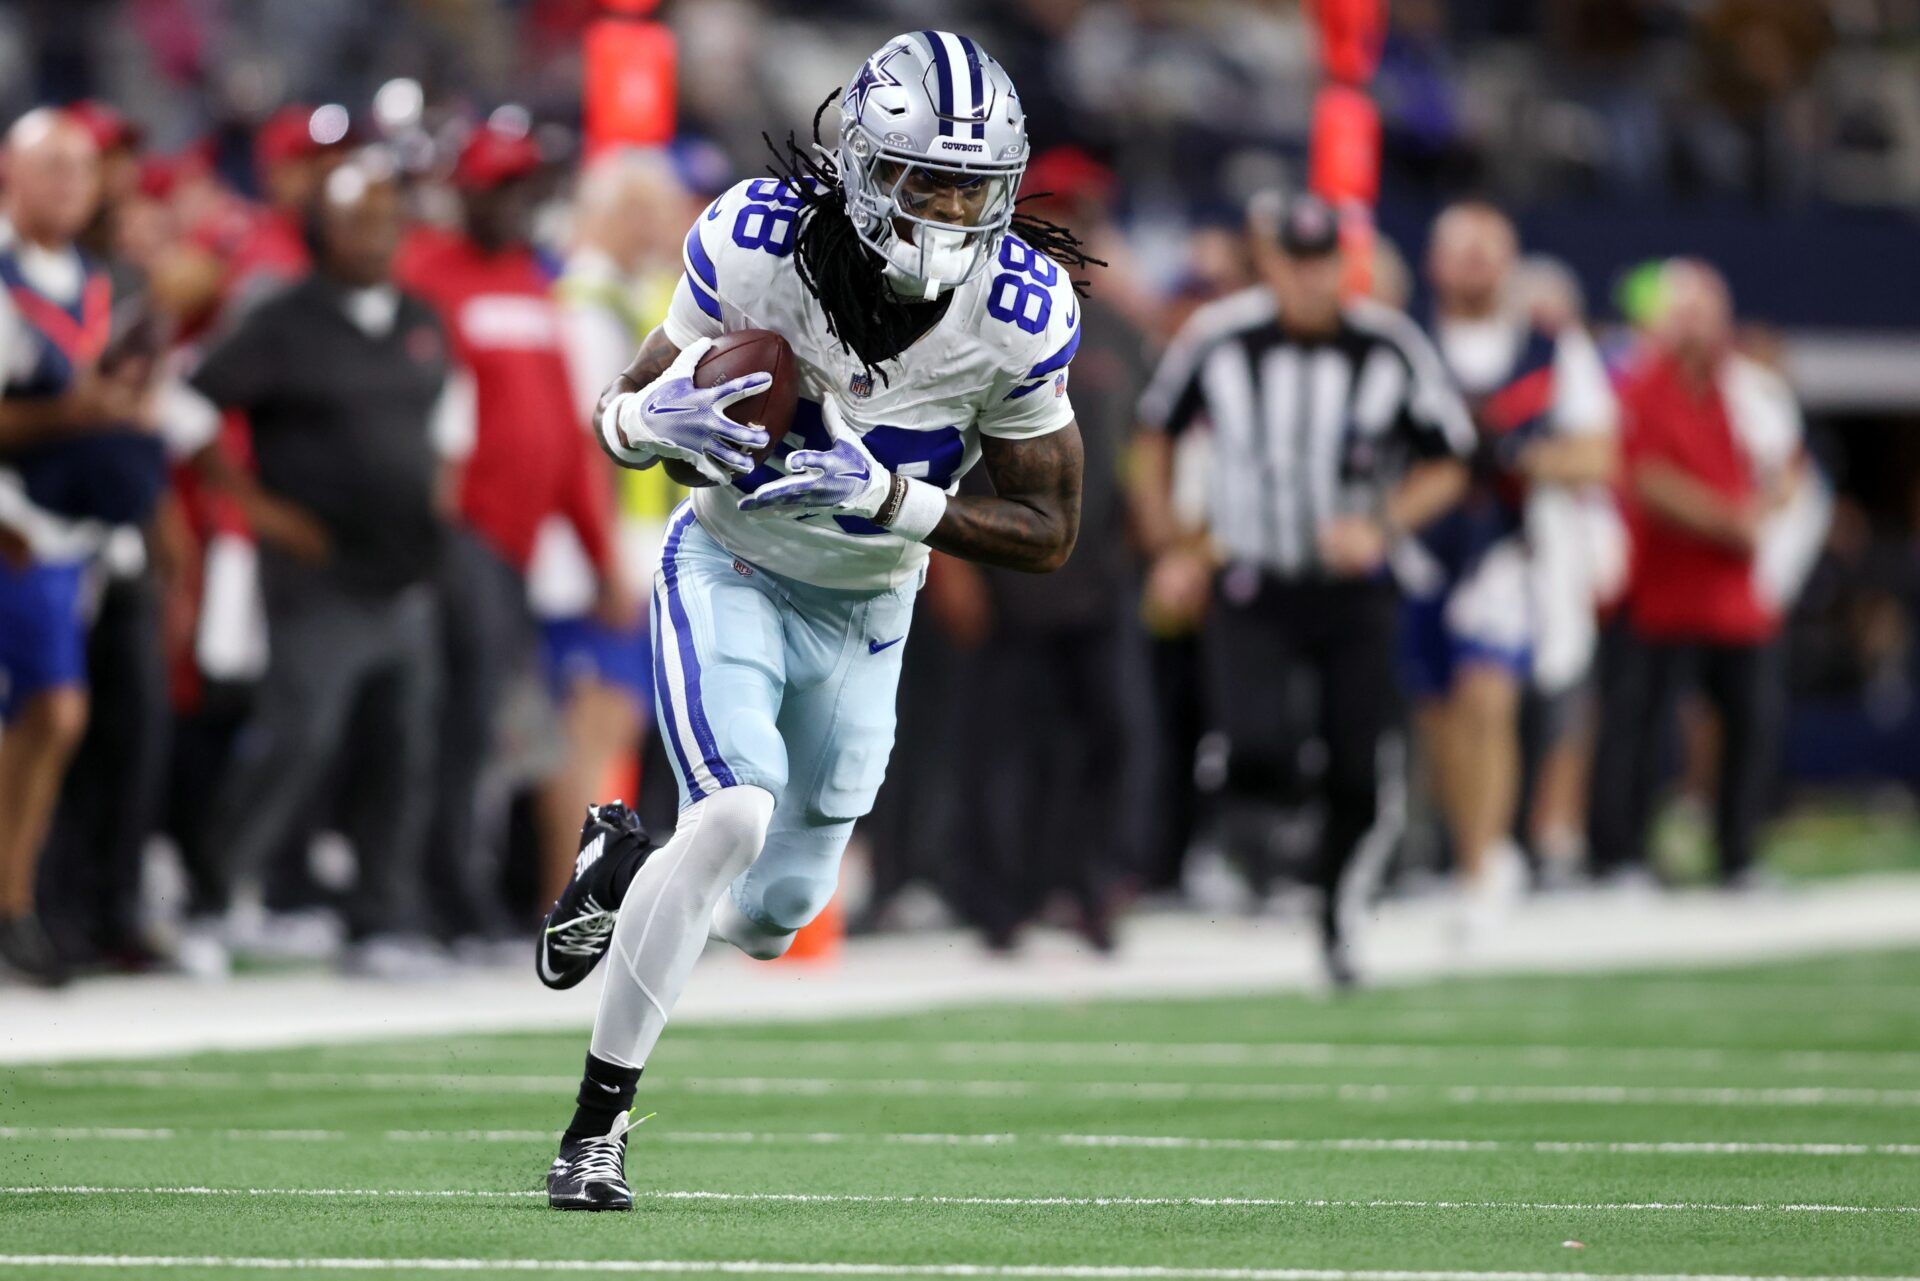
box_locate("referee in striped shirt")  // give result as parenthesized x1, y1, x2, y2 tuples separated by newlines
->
(1132, 194, 1474, 984)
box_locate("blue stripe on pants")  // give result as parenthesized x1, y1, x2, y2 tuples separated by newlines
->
(650, 578, 703, 801)
(661, 506, 739, 792)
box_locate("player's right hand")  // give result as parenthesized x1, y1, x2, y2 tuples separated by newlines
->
(606, 338, 772, 485)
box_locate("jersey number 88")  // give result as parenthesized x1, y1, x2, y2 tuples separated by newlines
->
(986, 238, 1055, 335)
(731, 179, 802, 256)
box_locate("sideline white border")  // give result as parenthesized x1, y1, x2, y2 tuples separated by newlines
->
(6, 874, 1920, 1064)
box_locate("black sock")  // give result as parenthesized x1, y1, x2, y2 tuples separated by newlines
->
(607, 839, 652, 904)
(566, 1053, 642, 1140)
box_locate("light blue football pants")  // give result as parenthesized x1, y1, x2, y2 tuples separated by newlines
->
(650, 501, 917, 929)
(591, 503, 918, 1067)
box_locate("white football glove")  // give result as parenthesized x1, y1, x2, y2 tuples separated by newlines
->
(736, 397, 892, 520)
(600, 337, 772, 486)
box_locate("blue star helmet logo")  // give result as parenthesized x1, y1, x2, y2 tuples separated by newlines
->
(846, 44, 907, 116)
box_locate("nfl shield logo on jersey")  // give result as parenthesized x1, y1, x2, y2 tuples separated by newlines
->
(848, 371, 874, 400)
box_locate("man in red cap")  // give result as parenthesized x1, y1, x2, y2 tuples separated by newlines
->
(225, 105, 352, 309)
(397, 122, 623, 952)
(66, 101, 145, 268)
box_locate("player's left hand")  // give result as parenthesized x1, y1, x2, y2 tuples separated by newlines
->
(737, 398, 892, 521)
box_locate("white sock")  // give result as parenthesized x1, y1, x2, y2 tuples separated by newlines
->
(588, 785, 775, 1067)
(710, 892, 797, 961)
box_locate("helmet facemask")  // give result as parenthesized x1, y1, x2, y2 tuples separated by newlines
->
(840, 121, 1024, 301)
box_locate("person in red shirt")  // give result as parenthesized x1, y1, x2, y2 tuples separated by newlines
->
(396, 123, 622, 951)
(1588, 260, 1804, 888)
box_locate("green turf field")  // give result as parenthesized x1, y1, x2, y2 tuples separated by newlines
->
(5, 949, 1920, 1279)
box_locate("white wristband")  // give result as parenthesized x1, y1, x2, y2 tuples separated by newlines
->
(887, 475, 948, 542)
(597, 392, 657, 469)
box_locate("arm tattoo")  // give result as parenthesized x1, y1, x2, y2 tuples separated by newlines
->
(926, 422, 1083, 573)
(592, 326, 682, 446)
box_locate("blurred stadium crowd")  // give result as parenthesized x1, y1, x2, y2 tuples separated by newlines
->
(1, 0, 1917, 988)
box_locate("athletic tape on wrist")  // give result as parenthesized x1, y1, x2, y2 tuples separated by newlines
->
(884, 475, 948, 542)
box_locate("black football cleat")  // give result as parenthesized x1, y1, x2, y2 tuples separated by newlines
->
(0, 913, 72, 989)
(547, 1109, 638, 1211)
(536, 802, 652, 991)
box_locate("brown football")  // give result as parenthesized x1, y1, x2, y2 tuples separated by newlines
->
(661, 329, 800, 488)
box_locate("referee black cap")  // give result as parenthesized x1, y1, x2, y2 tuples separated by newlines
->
(1277, 193, 1341, 258)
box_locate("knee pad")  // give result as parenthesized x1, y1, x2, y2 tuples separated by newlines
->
(718, 706, 788, 797)
(748, 869, 837, 935)
(711, 892, 794, 961)
(680, 784, 776, 888)
(728, 815, 854, 935)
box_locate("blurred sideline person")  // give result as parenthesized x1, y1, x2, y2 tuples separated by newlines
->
(36, 103, 178, 972)
(532, 150, 688, 904)
(185, 152, 458, 975)
(159, 108, 350, 937)
(1509, 256, 1626, 876)
(224, 105, 352, 312)
(947, 147, 1149, 952)
(1411, 202, 1616, 932)
(66, 100, 144, 279)
(0, 109, 174, 986)
(398, 123, 621, 950)
(1132, 193, 1473, 984)
(1588, 261, 1805, 888)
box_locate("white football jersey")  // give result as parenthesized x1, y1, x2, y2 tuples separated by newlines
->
(658, 178, 1081, 591)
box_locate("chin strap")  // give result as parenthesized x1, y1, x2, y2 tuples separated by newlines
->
(883, 225, 975, 300)
(882, 258, 948, 301)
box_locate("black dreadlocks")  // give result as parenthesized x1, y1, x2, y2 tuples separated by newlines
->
(764, 91, 1105, 384)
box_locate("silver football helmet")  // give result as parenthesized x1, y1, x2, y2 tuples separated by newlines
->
(837, 31, 1029, 300)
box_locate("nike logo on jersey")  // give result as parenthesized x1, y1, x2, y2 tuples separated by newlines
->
(868, 636, 905, 655)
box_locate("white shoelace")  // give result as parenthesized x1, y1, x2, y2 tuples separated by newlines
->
(570, 1109, 642, 1186)
(572, 1132, 627, 1185)
(546, 895, 616, 959)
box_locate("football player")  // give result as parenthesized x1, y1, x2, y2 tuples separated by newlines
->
(536, 31, 1094, 1209)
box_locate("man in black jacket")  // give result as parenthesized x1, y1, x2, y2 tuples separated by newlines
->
(187, 151, 463, 974)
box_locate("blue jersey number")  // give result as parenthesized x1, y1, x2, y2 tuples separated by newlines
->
(731, 179, 801, 257)
(985, 238, 1056, 334)
(733, 401, 963, 537)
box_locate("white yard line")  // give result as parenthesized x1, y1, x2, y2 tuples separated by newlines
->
(5, 1186, 1917, 1215)
(3, 1262, 1920, 1281)
(314, 1039, 1920, 1075)
(30, 1068, 1920, 1108)
(9, 1126, 1920, 1159)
